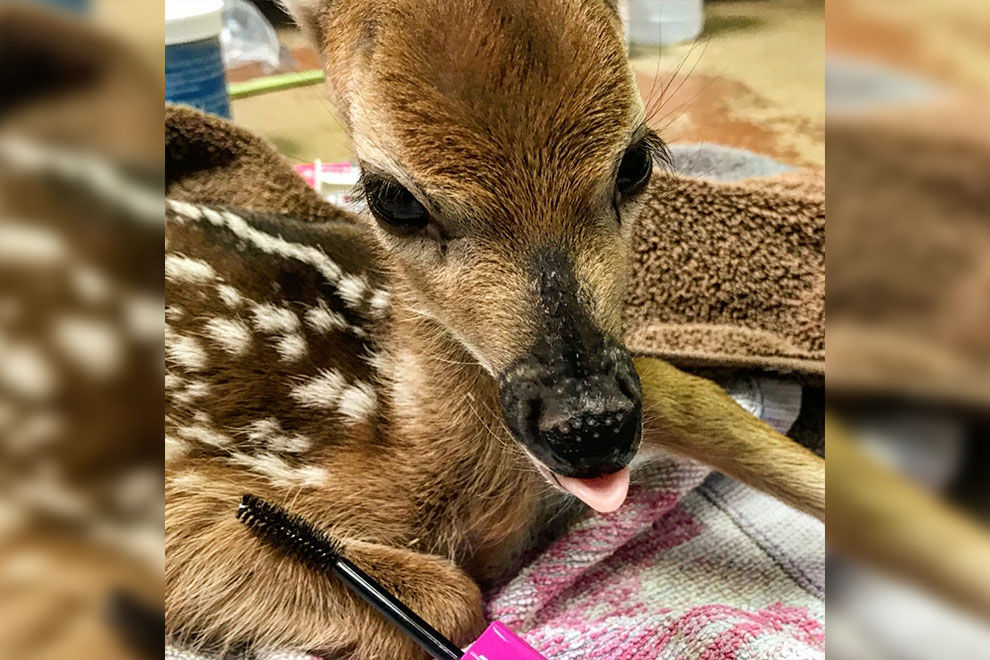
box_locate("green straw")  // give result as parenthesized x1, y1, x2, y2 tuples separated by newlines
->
(228, 69, 325, 100)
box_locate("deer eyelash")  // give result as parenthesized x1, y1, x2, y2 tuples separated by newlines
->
(639, 129, 673, 173)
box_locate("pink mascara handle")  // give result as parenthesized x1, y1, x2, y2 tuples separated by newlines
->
(462, 621, 547, 659)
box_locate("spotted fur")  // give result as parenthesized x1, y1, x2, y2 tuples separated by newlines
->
(165, 201, 548, 656)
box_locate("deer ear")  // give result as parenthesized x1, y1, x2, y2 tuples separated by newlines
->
(279, 0, 330, 49)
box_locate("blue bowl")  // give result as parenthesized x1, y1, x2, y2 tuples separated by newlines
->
(165, 35, 231, 119)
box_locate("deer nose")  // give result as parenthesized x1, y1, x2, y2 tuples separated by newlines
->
(498, 353, 642, 479)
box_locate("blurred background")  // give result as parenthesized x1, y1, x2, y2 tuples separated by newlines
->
(1, 0, 988, 658)
(825, 0, 990, 657)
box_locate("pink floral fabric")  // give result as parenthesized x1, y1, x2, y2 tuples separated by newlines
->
(484, 459, 825, 659)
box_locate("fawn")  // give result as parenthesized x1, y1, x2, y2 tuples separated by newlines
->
(165, 0, 824, 656)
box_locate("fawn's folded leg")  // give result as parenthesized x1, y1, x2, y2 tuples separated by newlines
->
(165, 478, 484, 659)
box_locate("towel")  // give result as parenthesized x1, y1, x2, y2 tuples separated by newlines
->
(484, 462, 824, 660)
(827, 104, 990, 406)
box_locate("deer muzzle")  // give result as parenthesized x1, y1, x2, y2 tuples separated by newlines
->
(496, 249, 642, 512)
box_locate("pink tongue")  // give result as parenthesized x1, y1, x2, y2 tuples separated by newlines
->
(555, 467, 631, 513)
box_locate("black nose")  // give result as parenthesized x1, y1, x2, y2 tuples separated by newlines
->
(498, 345, 642, 479)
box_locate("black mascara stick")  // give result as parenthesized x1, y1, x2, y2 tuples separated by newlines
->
(236, 494, 463, 660)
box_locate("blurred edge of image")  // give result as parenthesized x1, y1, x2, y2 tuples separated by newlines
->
(826, 0, 990, 657)
(0, 1, 163, 658)
(0, 0, 987, 658)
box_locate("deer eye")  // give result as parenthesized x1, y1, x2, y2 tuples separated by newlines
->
(364, 177, 429, 233)
(615, 142, 652, 197)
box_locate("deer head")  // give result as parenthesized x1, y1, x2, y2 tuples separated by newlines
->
(282, 0, 666, 511)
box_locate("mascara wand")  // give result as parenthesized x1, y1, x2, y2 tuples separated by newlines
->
(237, 494, 464, 660)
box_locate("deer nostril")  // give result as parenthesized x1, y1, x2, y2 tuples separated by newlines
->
(522, 394, 542, 441)
(614, 361, 642, 404)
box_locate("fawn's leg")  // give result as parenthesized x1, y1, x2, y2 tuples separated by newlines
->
(827, 416, 990, 620)
(165, 476, 484, 659)
(634, 357, 825, 520)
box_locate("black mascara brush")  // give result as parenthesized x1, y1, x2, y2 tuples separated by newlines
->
(235, 494, 546, 660)
(237, 494, 463, 660)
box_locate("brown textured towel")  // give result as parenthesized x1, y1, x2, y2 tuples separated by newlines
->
(166, 104, 825, 378)
(626, 171, 824, 375)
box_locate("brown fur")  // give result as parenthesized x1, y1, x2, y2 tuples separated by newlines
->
(165, 1, 824, 657)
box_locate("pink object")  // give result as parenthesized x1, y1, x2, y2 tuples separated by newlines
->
(462, 621, 546, 660)
(554, 466, 630, 513)
(293, 161, 358, 189)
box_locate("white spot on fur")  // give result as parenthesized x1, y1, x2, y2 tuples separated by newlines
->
(52, 315, 123, 379)
(165, 333, 207, 371)
(166, 199, 203, 221)
(16, 462, 89, 519)
(0, 222, 66, 265)
(1, 137, 161, 224)
(250, 303, 300, 334)
(304, 299, 347, 334)
(0, 342, 55, 400)
(201, 207, 226, 225)
(176, 423, 232, 449)
(167, 471, 208, 490)
(216, 284, 243, 309)
(185, 380, 209, 397)
(114, 469, 160, 511)
(245, 418, 311, 453)
(71, 265, 111, 304)
(337, 382, 377, 425)
(290, 369, 345, 409)
(165, 254, 216, 284)
(165, 306, 184, 322)
(228, 453, 326, 488)
(337, 273, 368, 306)
(164, 434, 188, 462)
(275, 333, 307, 362)
(174, 379, 209, 404)
(164, 373, 183, 390)
(124, 294, 164, 342)
(272, 433, 311, 453)
(369, 288, 391, 316)
(7, 412, 62, 454)
(204, 317, 252, 357)
(245, 417, 280, 440)
(178, 205, 356, 300)
(363, 350, 392, 374)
